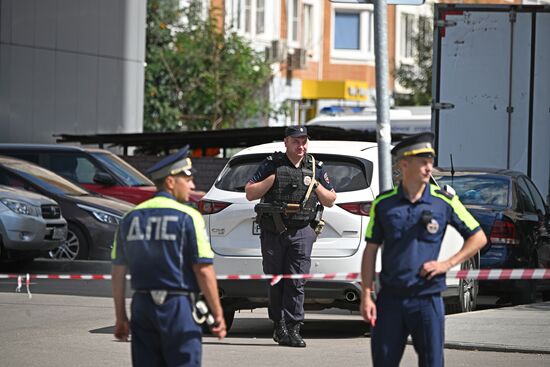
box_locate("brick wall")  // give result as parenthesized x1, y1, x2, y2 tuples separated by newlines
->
(122, 155, 229, 193)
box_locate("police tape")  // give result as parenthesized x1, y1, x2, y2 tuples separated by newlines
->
(1, 268, 550, 285)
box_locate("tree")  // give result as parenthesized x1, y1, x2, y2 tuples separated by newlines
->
(394, 16, 433, 106)
(144, 0, 272, 131)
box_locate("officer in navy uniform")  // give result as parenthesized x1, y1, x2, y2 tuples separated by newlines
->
(360, 132, 487, 367)
(111, 146, 226, 367)
(245, 126, 337, 348)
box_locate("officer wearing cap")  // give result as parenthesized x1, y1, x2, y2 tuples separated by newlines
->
(111, 146, 226, 366)
(360, 132, 487, 367)
(245, 126, 337, 347)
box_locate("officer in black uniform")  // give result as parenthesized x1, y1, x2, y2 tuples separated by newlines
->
(360, 132, 487, 367)
(111, 147, 226, 367)
(245, 126, 337, 348)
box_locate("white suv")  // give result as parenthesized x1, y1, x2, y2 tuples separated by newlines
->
(200, 141, 477, 330)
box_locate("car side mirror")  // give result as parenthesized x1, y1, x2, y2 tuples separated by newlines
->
(93, 172, 116, 186)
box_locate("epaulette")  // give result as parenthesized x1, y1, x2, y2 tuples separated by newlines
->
(435, 188, 454, 200)
(268, 151, 285, 162)
(316, 160, 324, 168)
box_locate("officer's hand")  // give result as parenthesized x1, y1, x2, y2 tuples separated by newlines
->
(210, 316, 227, 340)
(114, 318, 130, 342)
(360, 292, 377, 328)
(420, 260, 452, 280)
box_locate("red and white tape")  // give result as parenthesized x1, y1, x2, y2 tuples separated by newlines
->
(1, 268, 550, 284)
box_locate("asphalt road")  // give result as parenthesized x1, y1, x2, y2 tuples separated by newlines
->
(0, 259, 548, 367)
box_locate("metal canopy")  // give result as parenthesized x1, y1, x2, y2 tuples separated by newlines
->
(55, 126, 408, 154)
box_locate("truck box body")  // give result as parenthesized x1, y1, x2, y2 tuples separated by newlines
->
(432, 4, 550, 202)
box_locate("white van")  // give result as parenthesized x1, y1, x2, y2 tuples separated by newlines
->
(306, 108, 431, 134)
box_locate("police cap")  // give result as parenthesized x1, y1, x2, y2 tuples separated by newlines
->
(146, 145, 196, 181)
(285, 125, 309, 138)
(391, 132, 436, 159)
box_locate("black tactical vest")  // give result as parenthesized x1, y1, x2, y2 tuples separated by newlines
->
(263, 152, 318, 228)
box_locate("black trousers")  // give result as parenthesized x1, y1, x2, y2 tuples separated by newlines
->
(260, 225, 316, 324)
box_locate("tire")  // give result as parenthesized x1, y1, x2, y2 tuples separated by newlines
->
(446, 256, 478, 314)
(48, 224, 89, 261)
(511, 281, 536, 305)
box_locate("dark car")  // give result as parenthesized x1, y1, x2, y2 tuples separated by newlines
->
(0, 156, 133, 261)
(0, 144, 156, 205)
(433, 168, 550, 304)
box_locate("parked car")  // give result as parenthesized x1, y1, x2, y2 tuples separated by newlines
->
(0, 144, 203, 205)
(0, 185, 67, 265)
(199, 141, 475, 331)
(0, 156, 133, 261)
(433, 168, 550, 304)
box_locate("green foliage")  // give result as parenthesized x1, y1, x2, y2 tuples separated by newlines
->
(144, 0, 272, 132)
(394, 16, 433, 106)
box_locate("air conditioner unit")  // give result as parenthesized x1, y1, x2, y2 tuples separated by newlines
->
(265, 39, 287, 63)
(288, 48, 307, 70)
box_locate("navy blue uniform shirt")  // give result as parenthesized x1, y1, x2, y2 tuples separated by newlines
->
(365, 184, 481, 296)
(249, 153, 334, 191)
(112, 191, 214, 291)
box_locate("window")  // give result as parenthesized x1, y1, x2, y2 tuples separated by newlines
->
(290, 0, 299, 42)
(401, 13, 414, 59)
(331, 7, 374, 61)
(255, 0, 264, 34)
(516, 179, 536, 213)
(521, 177, 547, 215)
(334, 12, 360, 50)
(244, 0, 252, 33)
(216, 154, 372, 193)
(303, 3, 313, 50)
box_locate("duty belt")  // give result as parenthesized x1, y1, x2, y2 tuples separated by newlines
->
(135, 290, 214, 326)
(135, 289, 193, 306)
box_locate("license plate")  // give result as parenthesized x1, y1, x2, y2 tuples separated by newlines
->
(252, 220, 261, 235)
(52, 227, 67, 240)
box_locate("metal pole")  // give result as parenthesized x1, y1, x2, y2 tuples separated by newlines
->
(373, 0, 392, 192)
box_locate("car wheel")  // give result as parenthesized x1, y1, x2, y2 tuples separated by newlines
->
(445, 256, 478, 314)
(458, 256, 478, 312)
(49, 224, 89, 261)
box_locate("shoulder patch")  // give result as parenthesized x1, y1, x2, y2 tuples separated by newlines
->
(435, 189, 454, 200)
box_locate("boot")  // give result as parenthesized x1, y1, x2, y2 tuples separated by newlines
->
(287, 322, 306, 348)
(273, 319, 290, 345)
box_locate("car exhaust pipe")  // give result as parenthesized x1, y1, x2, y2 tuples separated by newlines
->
(345, 290, 359, 302)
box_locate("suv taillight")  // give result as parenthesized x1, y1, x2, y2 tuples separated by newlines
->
(337, 202, 372, 216)
(198, 200, 231, 215)
(489, 218, 520, 245)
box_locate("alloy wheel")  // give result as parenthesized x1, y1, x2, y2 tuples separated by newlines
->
(49, 229, 79, 261)
(459, 257, 478, 312)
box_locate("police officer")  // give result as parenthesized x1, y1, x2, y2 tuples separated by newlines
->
(111, 146, 226, 367)
(360, 132, 487, 367)
(245, 126, 336, 348)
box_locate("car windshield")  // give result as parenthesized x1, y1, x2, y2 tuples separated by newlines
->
(215, 154, 371, 193)
(1, 159, 89, 196)
(90, 152, 153, 187)
(434, 174, 510, 207)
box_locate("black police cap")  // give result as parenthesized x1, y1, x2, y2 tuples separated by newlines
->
(391, 132, 436, 159)
(285, 125, 308, 138)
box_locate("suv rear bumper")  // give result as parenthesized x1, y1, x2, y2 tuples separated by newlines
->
(218, 279, 362, 312)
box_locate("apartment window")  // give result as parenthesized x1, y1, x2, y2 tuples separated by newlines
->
(244, 0, 252, 33)
(303, 4, 313, 50)
(334, 12, 360, 50)
(291, 0, 299, 42)
(256, 0, 265, 34)
(401, 13, 414, 59)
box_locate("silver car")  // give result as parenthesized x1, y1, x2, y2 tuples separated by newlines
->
(0, 185, 67, 264)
